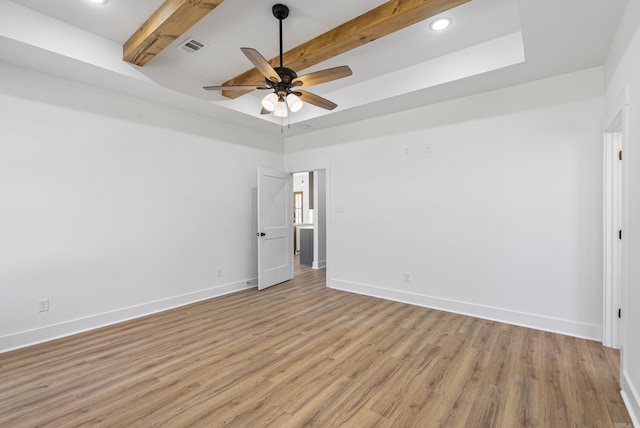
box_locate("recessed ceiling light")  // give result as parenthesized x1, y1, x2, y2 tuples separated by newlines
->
(430, 18, 451, 31)
(88, 0, 107, 4)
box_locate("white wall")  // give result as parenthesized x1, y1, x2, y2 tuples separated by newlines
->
(0, 62, 283, 352)
(285, 67, 604, 340)
(604, 0, 640, 423)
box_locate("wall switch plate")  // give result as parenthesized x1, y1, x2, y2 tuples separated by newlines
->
(38, 298, 49, 312)
(216, 268, 223, 278)
(403, 273, 411, 283)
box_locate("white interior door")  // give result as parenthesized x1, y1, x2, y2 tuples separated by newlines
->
(603, 112, 624, 348)
(257, 167, 293, 290)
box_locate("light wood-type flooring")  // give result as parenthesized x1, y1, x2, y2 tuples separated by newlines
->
(0, 260, 632, 427)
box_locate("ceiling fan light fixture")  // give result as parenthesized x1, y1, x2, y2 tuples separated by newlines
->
(261, 93, 278, 112)
(430, 18, 451, 31)
(286, 93, 303, 112)
(273, 99, 288, 117)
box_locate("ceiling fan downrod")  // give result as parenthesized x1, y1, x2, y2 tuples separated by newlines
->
(272, 4, 289, 69)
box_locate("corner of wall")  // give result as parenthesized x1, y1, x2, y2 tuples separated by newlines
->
(621, 371, 640, 427)
(604, 0, 640, 88)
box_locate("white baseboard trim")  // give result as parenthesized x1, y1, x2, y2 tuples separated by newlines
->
(312, 259, 327, 269)
(622, 371, 640, 428)
(0, 278, 256, 354)
(328, 279, 601, 341)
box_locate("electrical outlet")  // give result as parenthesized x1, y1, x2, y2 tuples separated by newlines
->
(38, 298, 49, 312)
(216, 268, 223, 278)
(403, 273, 411, 283)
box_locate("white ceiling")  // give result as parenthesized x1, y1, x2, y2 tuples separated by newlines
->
(0, 0, 630, 137)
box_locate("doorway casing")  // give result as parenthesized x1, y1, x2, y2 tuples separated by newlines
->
(287, 164, 331, 282)
(603, 106, 628, 350)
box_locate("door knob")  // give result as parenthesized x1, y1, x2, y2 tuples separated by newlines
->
(257, 232, 266, 236)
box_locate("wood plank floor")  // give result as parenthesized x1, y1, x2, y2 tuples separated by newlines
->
(0, 262, 632, 427)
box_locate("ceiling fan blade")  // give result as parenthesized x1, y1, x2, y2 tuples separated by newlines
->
(296, 90, 338, 110)
(203, 84, 268, 91)
(293, 66, 352, 88)
(241, 47, 281, 83)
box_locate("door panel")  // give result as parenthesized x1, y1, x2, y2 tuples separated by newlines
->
(257, 167, 293, 290)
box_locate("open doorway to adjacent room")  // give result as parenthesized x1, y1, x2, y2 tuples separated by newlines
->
(293, 170, 327, 271)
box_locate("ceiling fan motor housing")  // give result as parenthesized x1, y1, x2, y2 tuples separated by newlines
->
(267, 66, 298, 96)
(272, 4, 289, 20)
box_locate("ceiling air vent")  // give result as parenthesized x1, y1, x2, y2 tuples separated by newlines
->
(178, 37, 208, 54)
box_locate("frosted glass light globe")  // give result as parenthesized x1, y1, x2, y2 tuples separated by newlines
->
(286, 94, 303, 112)
(261, 93, 278, 112)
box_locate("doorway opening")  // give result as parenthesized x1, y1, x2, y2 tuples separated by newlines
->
(293, 170, 327, 271)
(256, 167, 328, 290)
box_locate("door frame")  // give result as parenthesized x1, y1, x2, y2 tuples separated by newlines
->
(287, 165, 331, 281)
(603, 105, 629, 350)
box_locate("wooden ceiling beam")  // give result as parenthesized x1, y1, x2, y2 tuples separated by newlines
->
(222, 0, 471, 98)
(123, 0, 224, 67)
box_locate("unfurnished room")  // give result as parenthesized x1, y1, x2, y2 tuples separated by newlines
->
(1, 0, 640, 426)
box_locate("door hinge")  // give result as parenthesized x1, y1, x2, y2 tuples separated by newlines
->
(619, 150, 623, 161)
(619, 230, 623, 240)
(618, 308, 622, 319)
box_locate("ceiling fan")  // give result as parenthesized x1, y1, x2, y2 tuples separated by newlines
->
(203, 4, 352, 117)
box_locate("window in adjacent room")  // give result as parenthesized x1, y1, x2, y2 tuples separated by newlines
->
(293, 191, 303, 224)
